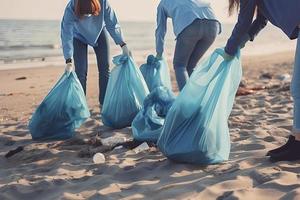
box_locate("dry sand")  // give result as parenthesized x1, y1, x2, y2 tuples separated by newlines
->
(0, 51, 300, 200)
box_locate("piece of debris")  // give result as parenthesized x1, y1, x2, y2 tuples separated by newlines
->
(87, 135, 103, 147)
(5, 146, 24, 158)
(276, 74, 291, 82)
(15, 77, 27, 80)
(78, 146, 111, 158)
(260, 73, 273, 79)
(113, 146, 123, 150)
(133, 142, 150, 153)
(101, 136, 127, 147)
(121, 140, 144, 150)
(236, 85, 267, 96)
(93, 153, 106, 164)
(239, 80, 247, 88)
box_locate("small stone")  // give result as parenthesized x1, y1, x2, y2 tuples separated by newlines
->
(276, 74, 291, 82)
(260, 73, 273, 79)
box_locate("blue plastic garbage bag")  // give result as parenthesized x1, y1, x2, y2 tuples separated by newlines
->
(157, 48, 242, 164)
(101, 55, 149, 129)
(132, 86, 175, 142)
(29, 71, 90, 140)
(140, 55, 172, 92)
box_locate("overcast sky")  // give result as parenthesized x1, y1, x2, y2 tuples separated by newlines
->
(0, 0, 235, 22)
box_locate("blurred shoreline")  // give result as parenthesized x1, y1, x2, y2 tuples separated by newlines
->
(0, 19, 297, 70)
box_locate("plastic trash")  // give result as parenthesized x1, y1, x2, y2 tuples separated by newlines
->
(157, 48, 242, 164)
(132, 86, 175, 142)
(140, 55, 172, 92)
(277, 74, 291, 82)
(113, 146, 123, 150)
(29, 71, 90, 140)
(5, 146, 24, 158)
(101, 136, 127, 146)
(133, 142, 150, 153)
(101, 55, 149, 129)
(93, 153, 106, 164)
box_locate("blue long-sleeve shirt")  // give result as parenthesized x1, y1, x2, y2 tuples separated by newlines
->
(155, 0, 220, 55)
(225, 0, 300, 56)
(61, 0, 124, 60)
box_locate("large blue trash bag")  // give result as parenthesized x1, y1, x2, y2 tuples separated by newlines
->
(140, 55, 172, 92)
(132, 86, 175, 142)
(101, 55, 149, 129)
(29, 71, 90, 140)
(157, 48, 242, 164)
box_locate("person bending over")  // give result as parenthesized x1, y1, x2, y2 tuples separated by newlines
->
(155, 0, 221, 91)
(224, 0, 300, 162)
(61, 0, 131, 107)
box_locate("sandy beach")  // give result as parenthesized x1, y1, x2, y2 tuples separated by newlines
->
(1, 51, 300, 200)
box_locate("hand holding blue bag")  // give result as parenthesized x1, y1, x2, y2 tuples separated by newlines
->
(132, 86, 175, 143)
(29, 70, 90, 140)
(157, 48, 242, 164)
(101, 55, 149, 129)
(140, 55, 172, 92)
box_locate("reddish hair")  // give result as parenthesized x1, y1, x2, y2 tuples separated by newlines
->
(75, 0, 101, 18)
(228, 0, 257, 16)
(228, 0, 240, 16)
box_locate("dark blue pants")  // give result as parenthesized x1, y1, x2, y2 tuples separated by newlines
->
(73, 30, 110, 106)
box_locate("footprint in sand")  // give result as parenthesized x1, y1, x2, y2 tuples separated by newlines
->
(263, 136, 277, 143)
(250, 167, 281, 185)
(280, 188, 300, 200)
(0, 137, 16, 146)
(234, 143, 266, 151)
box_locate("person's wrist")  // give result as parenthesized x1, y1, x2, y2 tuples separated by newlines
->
(156, 52, 163, 59)
(120, 42, 127, 48)
(66, 58, 72, 64)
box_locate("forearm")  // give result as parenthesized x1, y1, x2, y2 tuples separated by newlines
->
(155, 4, 167, 56)
(104, 1, 125, 46)
(156, 36, 164, 56)
(248, 12, 268, 41)
(107, 26, 125, 46)
(61, 4, 75, 62)
(155, 23, 167, 55)
(225, 0, 257, 56)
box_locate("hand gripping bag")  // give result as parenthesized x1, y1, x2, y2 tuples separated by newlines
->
(132, 86, 175, 142)
(157, 48, 242, 164)
(140, 55, 172, 92)
(101, 55, 149, 129)
(29, 71, 90, 140)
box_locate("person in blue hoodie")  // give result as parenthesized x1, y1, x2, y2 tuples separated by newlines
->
(155, 0, 221, 91)
(61, 0, 131, 107)
(224, 0, 300, 162)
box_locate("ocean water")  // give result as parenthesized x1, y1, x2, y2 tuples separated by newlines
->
(0, 19, 297, 68)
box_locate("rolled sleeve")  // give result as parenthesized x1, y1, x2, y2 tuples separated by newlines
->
(225, 0, 257, 56)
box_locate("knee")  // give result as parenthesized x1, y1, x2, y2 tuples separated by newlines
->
(98, 61, 110, 71)
(173, 59, 187, 71)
